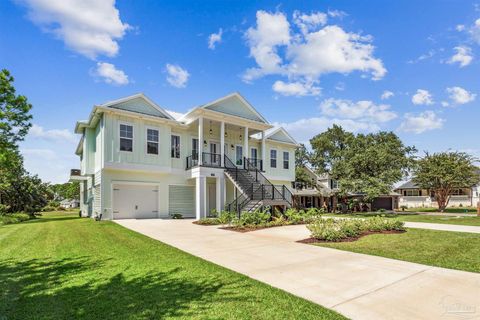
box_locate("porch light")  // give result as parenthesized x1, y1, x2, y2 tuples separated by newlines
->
(204, 140, 207, 147)
(224, 131, 228, 138)
(209, 128, 213, 135)
(239, 134, 242, 141)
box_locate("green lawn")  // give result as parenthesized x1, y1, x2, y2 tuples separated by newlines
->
(316, 228, 480, 273)
(403, 207, 477, 214)
(324, 212, 480, 226)
(0, 212, 345, 320)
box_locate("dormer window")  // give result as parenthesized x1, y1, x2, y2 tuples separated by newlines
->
(120, 124, 133, 152)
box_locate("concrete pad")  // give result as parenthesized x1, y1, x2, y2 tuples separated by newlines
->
(115, 219, 480, 320)
(404, 221, 480, 233)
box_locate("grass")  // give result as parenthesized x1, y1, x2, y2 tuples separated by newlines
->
(403, 207, 477, 213)
(324, 212, 480, 226)
(316, 228, 480, 273)
(0, 212, 345, 320)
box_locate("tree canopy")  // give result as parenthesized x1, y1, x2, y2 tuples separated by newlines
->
(309, 125, 416, 201)
(412, 151, 479, 211)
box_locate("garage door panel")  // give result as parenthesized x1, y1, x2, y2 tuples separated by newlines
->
(372, 197, 392, 210)
(113, 184, 158, 219)
(169, 185, 195, 218)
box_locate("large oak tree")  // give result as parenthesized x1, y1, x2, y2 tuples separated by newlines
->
(413, 152, 479, 212)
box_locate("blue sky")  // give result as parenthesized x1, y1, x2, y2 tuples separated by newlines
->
(1, 0, 479, 183)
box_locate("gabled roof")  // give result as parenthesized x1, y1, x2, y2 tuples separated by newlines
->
(99, 93, 175, 120)
(395, 180, 418, 189)
(265, 127, 298, 145)
(185, 92, 269, 124)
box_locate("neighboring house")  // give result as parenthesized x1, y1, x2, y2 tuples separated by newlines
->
(292, 166, 399, 211)
(70, 92, 298, 220)
(59, 199, 80, 209)
(395, 180, 480, 208)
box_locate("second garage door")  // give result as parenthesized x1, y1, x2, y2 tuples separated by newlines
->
(113, 184, 158, 219)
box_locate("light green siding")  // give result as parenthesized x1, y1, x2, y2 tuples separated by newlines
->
(204, 96, 264, 122)
(110, 97, 170, 118)
(169, 185, 195, 218)
(264, 141, 295, 182)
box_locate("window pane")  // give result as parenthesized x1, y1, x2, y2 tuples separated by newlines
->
(270, 150, 277, 168)
(120, 124, 133, 138)
(147, 129, 158, 142)
(120, 138, 133, 152)
(171, 135, 180, 158)
(147, 142, 158, 154)
(283, 152, 289, 169)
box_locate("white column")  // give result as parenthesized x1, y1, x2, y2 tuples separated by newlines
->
(220, 121, 225, 167)
(216, 176, 225, 212)
(198, 117, 204, 155)
(243, 126, 249, 160)
(195, 176, 206, 219)
(261, 131, 266, 171)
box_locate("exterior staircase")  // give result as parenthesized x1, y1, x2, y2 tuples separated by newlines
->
(224, 155, 292, 215)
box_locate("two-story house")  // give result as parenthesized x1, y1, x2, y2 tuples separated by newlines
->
(70, 92, 298, 220)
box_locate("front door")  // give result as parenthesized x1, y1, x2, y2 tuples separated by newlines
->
(209, 142, 220, 166)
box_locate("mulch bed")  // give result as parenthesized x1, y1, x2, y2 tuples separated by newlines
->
(297, 230, 406, 244)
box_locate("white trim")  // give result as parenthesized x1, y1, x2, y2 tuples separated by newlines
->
(118, 121, 134, 153)
(170, 133, 181, 159)
(145, 125, 160, 156)
(270, 149, 277, 168)
(111, 181, 160, 220)
(264, 127, 298, 145)
(282, 150, 290, 170)
(100, 93, 176, 120)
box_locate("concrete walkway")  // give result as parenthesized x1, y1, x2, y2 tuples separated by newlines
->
(116, 219, 480, 320)
(404, 221, 480, 233)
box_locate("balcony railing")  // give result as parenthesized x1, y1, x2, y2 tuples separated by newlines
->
(245, 158, 263, 171)
(186, 152, 222, 170)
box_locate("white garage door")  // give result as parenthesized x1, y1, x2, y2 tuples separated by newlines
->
(169, 185, 195, 218)
(113, 184, 158, 219)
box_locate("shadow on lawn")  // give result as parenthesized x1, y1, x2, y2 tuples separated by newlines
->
(0, 256, 240, 319)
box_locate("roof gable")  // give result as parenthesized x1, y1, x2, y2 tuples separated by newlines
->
(202, 93, 268, 123)
(266, 127, 298, 145)
(101, 94, 175, 120)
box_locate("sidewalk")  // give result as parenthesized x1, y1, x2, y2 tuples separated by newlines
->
(116, 219, 480, 320)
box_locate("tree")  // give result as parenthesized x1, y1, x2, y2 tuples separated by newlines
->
(309, 126, 416, 209)
(0, 69, 32, 158)
(294, 144, 312, 184)
(50, 182, 80, 200)
(413, 152, 479, 212)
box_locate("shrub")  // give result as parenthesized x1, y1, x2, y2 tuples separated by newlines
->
(42, 206, 56, 212)
(232, 209, 271, 228)
(377, 208, 386, 213)
(307, 216, 405, 241)
(1, 216, 20, 225)
(268, 215, 290, 227)
(56, 206, 66, 211)
(9, 213, 30, 222)
(196, 218, 221, 225)
(170, 213, 183, 219)
(285, 208, 303, 224)
(0, 204, 9, 215)
(400, 205, 407, 212)
(217, 211, 235, 225)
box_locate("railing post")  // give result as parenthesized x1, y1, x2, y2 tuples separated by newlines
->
(282, 185, 285, 199)
(262, 185, 264, 199)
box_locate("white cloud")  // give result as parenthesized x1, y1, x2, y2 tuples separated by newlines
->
(93, 62, 129, 85)
(292, 10, 328, 34)
(446, 86, 476, 105)
(165, 64, 190, 88)
(447, 46, 473, 67)
(381, 90, 394, 100)
(243, 10, 386, 90)
(407, 50, 435, 64)
(18, 0, 130, 59)
(411, 89, 434, 105)
(456, 24, 466, 32)
(272, 80, 321, 96)
(29, 124, 77, 143)
(208, 28, 223, 49)
(274, 117, 379, 144)
(399, 111, 444, 134)
(243, 11, 291, 82)
(320, 98, 397, 123)
(21, 148, 77, 183)
(469, 18, 480, 44)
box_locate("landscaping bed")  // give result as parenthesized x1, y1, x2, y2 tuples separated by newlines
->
(195, 208, 323, 232)
(298, 230, 405, 244)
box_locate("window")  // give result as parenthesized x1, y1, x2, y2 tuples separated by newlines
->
(171, 135, 180, 158)
(146, 129, 159, 155)
(330, 180, 338, 189)
(192, 138, 199, 160)
(283, 151, 289, 169)
(236, 145, 243, 165)
(270, 149, 277, 168)
(120, 124, 133, 152)
(251, 148, 258, 160)
(405, 190, 420, 196)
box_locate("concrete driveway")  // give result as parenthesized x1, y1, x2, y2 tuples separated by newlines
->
(115, 219, 480, 320)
